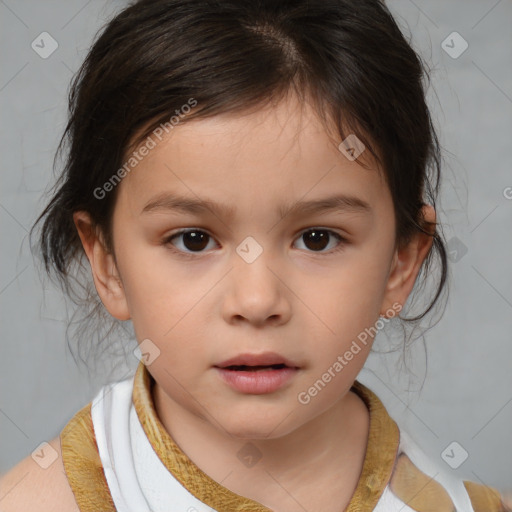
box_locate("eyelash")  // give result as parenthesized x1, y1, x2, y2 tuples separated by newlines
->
(161, 228, 348, 259)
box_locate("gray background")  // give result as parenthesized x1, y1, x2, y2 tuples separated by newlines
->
(1, 0, 511, 498)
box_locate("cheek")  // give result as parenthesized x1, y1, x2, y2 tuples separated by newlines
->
(118, 254, 222, 370)
(115, 244, 196, 334)
(300, 259, 389, 375)
(318, 260, 387, 325)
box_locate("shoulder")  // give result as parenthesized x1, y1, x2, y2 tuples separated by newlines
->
(0, 436, 80, 512)
(1, 399, 116, 512)
(389, 430, 511, 512)
(463, 481, 512, 512)
(388, 452, 510, 511)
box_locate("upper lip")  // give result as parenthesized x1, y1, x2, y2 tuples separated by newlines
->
(215, 352, 300, 369)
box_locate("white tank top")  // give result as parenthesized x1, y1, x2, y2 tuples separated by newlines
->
(89, 370, 480, 512)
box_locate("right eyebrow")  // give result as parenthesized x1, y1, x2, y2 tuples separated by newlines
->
(141, 192, 236, 217)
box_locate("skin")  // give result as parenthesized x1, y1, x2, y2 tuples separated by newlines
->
(72, 94, 435, 512)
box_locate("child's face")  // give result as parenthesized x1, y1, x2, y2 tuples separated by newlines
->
(79, 95, 432, 438)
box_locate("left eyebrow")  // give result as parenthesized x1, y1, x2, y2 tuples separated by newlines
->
(278, 194, 372, 219)
(141, 192, 372, 218)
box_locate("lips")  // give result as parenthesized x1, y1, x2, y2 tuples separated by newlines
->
(214, 352, 299, 370)
(214, 352, 300, 394)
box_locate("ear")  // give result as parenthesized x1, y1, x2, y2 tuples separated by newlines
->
(380, 204, 436, 317)
(73, 211, 131, 321)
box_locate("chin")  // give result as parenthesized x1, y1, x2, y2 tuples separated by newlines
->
(223, 425, 286, 440)
(215, 405, 302, 440)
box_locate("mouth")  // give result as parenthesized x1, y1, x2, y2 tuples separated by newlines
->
(214, 352, 300, 370)
(221, 364, 289, 371)
(213, 352, 300, 394)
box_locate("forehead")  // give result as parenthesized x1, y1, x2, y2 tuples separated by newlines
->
(117, 97, 390, 218)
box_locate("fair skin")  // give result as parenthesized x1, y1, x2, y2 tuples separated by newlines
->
(0, 437, 79, 512)
(0, 95, 435, 512)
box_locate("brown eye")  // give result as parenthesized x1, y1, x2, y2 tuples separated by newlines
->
(295, 229, 346, 253)
(164, 229, 215, 253)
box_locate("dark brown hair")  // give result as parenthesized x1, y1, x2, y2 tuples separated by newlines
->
(31, 0, 449, 368)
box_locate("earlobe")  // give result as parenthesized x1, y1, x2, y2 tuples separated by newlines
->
(380, 205, 436, 317)
(73, 211, 131, 321)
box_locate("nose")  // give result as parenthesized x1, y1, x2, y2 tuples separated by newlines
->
(221, 246, 292, 327)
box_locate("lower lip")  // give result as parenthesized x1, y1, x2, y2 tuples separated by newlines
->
(214, 367, 298, 394)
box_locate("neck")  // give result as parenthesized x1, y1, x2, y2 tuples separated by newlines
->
(152, 381, 370, 508)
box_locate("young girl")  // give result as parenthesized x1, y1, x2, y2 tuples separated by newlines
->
(1, 0, 510, 510)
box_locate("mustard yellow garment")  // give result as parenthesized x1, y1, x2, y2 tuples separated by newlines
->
(60, 362, 509, 511)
